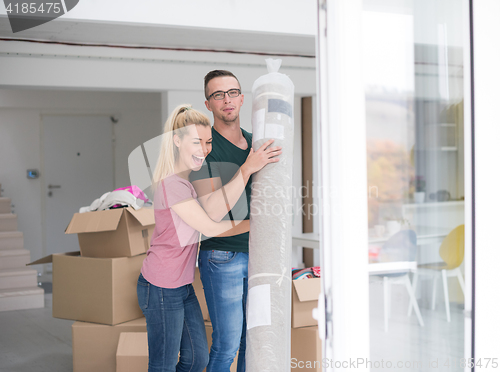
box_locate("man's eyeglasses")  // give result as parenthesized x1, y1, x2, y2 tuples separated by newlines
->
(208, 89, 241, 101)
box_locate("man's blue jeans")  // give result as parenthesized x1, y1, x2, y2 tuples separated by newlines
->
(198, 250, 248, 372)
(137, 273, 209, 372)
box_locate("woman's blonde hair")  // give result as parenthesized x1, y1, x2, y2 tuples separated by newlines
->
(152, 104, 210, 189)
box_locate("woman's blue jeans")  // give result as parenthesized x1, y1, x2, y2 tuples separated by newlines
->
(198, 250, 248, 372)
(137, 273, 209, 372)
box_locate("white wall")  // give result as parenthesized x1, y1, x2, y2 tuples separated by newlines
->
(0, 39, 316, 94)
(3, 0, 316, 36)
(0, 89, 161, 263)
(0, 108, 43, 264)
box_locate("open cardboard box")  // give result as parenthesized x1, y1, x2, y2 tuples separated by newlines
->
(291, 277, 321, 328)
(65, 207, 155, 258)
(28, 252, 145, 325)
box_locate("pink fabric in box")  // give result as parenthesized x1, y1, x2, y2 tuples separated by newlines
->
(114, 185, 149, 202)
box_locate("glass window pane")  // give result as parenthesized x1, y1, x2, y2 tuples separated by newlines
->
(364, 1, 466, 369)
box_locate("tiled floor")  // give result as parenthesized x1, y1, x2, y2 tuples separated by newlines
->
(0, 291, 73, 372)
(369, 279, 465, 372)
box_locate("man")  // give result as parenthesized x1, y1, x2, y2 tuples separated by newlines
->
(190, 70, 280, 372)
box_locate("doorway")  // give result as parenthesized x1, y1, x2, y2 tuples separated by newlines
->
(41, 115, 114, 264)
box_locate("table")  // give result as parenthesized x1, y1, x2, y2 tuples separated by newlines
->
(292, 225, 451, 267)
(293, 225, 450, 248)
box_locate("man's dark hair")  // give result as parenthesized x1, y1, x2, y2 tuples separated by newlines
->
(204, 70, 241, 99)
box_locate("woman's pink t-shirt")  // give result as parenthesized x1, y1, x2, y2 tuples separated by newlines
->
(141, 174, 200, 289)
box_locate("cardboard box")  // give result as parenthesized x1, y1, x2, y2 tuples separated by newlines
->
(291, 326, 322, 371)
(205, 321, 237, 372)
(66, 207, 155, 258)
(72, 318, 147, 372)
(291, 278, 321, 328)
(28, 252, 145, 325)
(116, 332, 148, 372)
(193, 267, 210, 321)
(111, 322, 239, 372)
(79, 320, 313, 372)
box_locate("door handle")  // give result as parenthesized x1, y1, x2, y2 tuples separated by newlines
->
(48, 184, 61, 197)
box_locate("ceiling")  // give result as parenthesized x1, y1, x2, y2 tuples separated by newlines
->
(0, 16, 316, 58)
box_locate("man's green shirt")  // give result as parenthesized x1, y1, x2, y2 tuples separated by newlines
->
(189, 127, 252, 253)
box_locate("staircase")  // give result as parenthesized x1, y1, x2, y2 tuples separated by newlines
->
(0, 186, 44, 312)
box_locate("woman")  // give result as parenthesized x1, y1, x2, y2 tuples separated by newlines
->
(137, 104, 281, 372)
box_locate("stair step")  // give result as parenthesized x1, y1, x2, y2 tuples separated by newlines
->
(0, 249, 30, 269)
(0, 214, 17, 232)
(0, 231, 24, 250)
(0, 268, 38, 290)
(0, 286, 44, 312)
(0, 198, 11, 214)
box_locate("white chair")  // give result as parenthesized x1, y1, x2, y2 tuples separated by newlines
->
(408, 225, 465, 322)
(369, 229, 424, 332)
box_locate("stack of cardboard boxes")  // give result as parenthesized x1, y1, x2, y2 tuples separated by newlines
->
(28, 207, 155, 372)
(27, 204, 231, 372)
(117, 271, 323, 372)
(291, 277, 323, 371)
(113, 273, 324, 372)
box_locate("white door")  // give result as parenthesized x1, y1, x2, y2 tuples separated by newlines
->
(42, 115, 114, 258)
